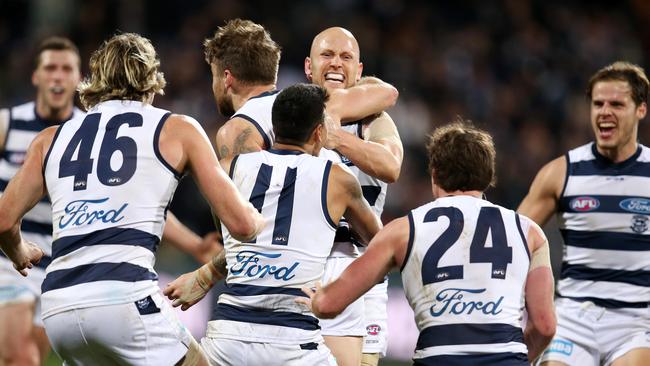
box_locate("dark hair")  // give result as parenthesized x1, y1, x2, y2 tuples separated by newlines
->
(426, 120, 496, 192)
(34, 36, 80, 68)
(204, 19, 281, 85)
(587, 61, 649, 106)
(272, 84, 329, 144)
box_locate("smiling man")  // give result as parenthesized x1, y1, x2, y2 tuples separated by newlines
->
(519, 61, 650, 366)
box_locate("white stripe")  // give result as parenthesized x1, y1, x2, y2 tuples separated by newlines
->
(563, 175, 650, 196)
(565, 246, 650, 271)
(47, 244, 155, 272)
(10, 102, 35, 120)
(413, 342, 527, 359)
(5, 129, 38, 151)
(557, 278, 650, 302)
(218, 293, 310, 314)
(559, 212, 650, 234)
(0, 160, 18, 180)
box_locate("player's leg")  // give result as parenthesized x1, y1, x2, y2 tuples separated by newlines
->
(360, 352, 380, 366)
(176, 338, 209, 366)
(602, 306, 650, 366)
(0, 301, 39, 366)
(539, 361, 570, 366)
(609, 348, 650, 366)
(323, 335, 362, 366)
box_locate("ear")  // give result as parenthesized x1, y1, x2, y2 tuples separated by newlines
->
(304, 57, 313, 81)
(356, 62, 363, 83)
(637, 102, 647, 120)
(224, 69, 234, 89)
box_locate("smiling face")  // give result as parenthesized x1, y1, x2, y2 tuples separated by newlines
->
(590, 80, 647, 160)
(32, 49, 80, 118)
(305, 27, 362, 91)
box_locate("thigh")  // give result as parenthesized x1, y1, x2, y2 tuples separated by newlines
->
(609, 348, 650, 366)
(323, 335, 362, 366)
(0, 301, 38, 363)
(603, 308, 650, 366)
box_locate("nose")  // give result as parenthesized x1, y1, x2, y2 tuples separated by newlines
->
(600, 103, 612, 115)
(330, 55, 343, 67)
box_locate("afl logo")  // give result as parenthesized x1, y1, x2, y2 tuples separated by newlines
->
(366, 324, 381, 336)
(619, 198, 650, 214)
(570, 197, 600, 212)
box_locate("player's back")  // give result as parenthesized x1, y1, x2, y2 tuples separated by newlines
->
(402, 195, 531, 365)
(231, 90, 279, 148)
(212, 149, 337, 345)
(41, 100, 180, 318)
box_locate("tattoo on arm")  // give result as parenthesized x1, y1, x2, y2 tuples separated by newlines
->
(233, 128, 259, 155)
(218, 145, 230, 160)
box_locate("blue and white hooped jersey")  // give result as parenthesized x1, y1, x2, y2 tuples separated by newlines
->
(230, 90, 279, 149)
(402, 196, 531, 364)
(41, 100, 180, 318)
(209, 149, 336, 344)
(0, 101, 83, 270)
(557, 142, 650, 308)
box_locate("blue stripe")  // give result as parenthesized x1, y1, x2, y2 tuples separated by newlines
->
(43, 124, 64, 178)
(52, 227, 160, 259)
(212, 302, 319, 330)
(20, 219, 53, 236)
(232, 114, 271, 149)
(560, 229, 650, 251)
(267, 148, 303, 155)
(228, 154, 239, 179)
(417, 323, 524, 350)
(246, 163, 272, 243)
(248, 89, 280, 100)
(10, 119, 48, 132)
(41, 262, 157, 293)
(414, 353, 528, 366)
(321, 161, 336, 229)
(222, 282, 307, 298)
(0, 252, 51, 269)
(560, 262, 650, 287)
(569, 145, 649, 177)
(0, 179, 50, 204)
(272, 167, 296, 245)
(515, 214, 530, 260)
(361, 185, 381, 206)
(560, 195, 650, 214)
(557, 294, 649, 309)
(400, 212, 415, 272)
(153, 112, 182, 179)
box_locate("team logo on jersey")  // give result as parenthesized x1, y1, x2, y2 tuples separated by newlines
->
(366, 324, 381, 336)
(58, 197, 128, 229)
(619, 198, 650, 214)
(429, 288, 504, 317)
(631, 215, 649, 233)
(544, 339, 573, 356)
(230, 250, 299, 281)
(569, 197, 600, 212)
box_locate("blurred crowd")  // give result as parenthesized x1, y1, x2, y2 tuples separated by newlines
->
(1, 0, 649, 272)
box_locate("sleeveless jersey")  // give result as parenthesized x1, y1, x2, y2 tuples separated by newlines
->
(557, 142, 650, 308)
(41, 100, 180, 318)
(402, 196, 531, 362)
(0, 101, 82, 269)
(208, 149, 336, 344)
(230, 90, 279, 149)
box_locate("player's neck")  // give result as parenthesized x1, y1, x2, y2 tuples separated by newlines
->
(596, 141, 638, 163)
(435, 188, 483, 199)
(271, 142, 308, 154)
(35, 100, 73, 122)
(232, 84, 276, 111)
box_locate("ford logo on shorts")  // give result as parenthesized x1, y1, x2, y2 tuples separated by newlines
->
(570, 197, 600, 212)
(619, 198, 650, 214)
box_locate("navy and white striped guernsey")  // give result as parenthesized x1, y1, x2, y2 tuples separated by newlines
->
(402, 196, 531, 365)
(557, 142, 650, 308)
(0, 101, 83, 269)
(230, 90, 279, 149)
(208, 149, 336, 345)
(41, 100, 180, 318)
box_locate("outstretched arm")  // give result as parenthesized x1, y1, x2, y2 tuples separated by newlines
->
(518, 156, 565, 226)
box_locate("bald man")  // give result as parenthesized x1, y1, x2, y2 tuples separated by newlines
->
(305, 27, 404, 366)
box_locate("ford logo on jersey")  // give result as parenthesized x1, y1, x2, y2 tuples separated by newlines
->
(429, 288, 504, 317)
(619, 198, 650, 214)
(230, 250, 299, 281)
(58, 198, 128, 229)
(569, 196, 600, 212)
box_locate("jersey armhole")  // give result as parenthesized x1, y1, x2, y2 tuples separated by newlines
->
(228, 154, 240, 179)
(321, 160, 337, 229)
(231, 113, 271, 149)
(515, 213, 531, 261)
(42, 124, 64, 179)
(400, 211, 415, 272)
(559, 153, 570, 198)
(153, 112, 182, 180)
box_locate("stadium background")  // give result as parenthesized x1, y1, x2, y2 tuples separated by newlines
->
(1, 0, 649, 364)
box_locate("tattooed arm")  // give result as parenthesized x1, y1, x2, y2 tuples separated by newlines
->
(215, 117, 266, 159)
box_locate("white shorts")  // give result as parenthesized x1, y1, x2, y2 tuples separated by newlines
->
(362, 278, 388, 356)
(319, 256, 366, 336)
(538, 297, 650, 366)
(201, 336, 336, 366)
(44, 292, 193, 366)
(0, 257, 45, 327)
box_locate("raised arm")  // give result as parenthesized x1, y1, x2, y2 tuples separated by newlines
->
(522, 217, 556, 362)
(215, 117, 265, 159)
(326, 76, 398, 123)
(0, 126, 53, 274)
(328, 112, 403, 183)
(160, 114, 264, 242)
(518, 156, 565, 226)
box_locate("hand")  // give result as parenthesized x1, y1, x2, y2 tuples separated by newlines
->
(323, 114, 342, 150)
(193, 231, 224, 264)
(163, 263, 217, 311)
(10, 240, 43, 277)
(295, 281, 322, 313)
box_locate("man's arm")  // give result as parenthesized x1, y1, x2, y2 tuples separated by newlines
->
(518, 156, 565, 226)
(162, 212, 223, 264)
(0, 126, 54, 274)
(327, 112, 403, 183)
(522, 218, 556, 362)
(300, 216, 409, 318)
(326, 76, 398, 123)
(215, 117, 265, 159)
(0, 108, 9, 153)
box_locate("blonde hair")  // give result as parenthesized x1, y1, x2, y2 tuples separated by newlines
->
(78, 33, 166, 109)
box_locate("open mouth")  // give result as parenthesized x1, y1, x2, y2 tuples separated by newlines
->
(598, 122, 616, 139)
(50, 86, 65, 95)
(324, 72, 345, 84)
